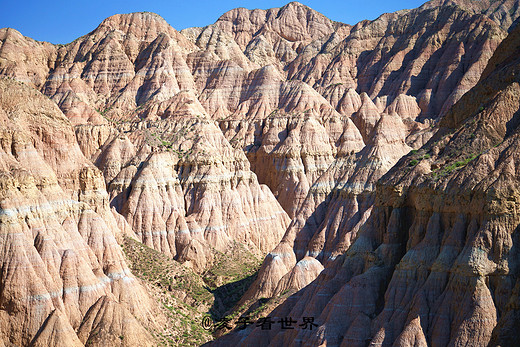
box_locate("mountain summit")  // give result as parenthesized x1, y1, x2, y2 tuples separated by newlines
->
(1, 1, 520, 345)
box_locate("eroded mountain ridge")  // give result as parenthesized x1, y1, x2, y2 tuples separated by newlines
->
(1, 0, 519, 345)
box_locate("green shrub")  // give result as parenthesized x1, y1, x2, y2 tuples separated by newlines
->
(409, 159, 419, 166)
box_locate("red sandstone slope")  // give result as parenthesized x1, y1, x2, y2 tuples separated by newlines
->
(212, 0, 515, 217)
(211, 21, 520, 347)
(1, 2, 517, 221)
(1, 12, 292, 268)
(218, 0, 520, 305)
(0, 78, 158, 345)
(76, 118, 290, 271)
(1, 2, 520, 346)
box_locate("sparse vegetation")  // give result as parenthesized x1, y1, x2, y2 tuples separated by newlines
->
(267, 108, 279, 118)
(121, 237, 263, 344)
(431, 153, 480, 179)
(121, 237, 213, 346)
(229, 136, 244, 147)
(122, 237, 213, 304)
(203, 242, 261, 320)
(95, 106, 124, 124)
(408, 151, 431, 167)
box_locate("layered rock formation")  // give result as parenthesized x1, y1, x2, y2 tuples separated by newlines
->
(1, 1, 520, 345)
(212, 19, 520, 347)
(216, 0, 520, 304)
(1, 12, 292, 270)
(241, 110, 417, 301)
(81, 118, 291, 271)
(0, 78, 158, 345)
(2, 2, 516, 218)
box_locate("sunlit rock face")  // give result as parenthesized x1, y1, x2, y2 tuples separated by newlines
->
(79, 118, 290, 271)
(0, 78, 157, 346)
(205, 0, 519, 311)
(1, 1, 512, 216)
(210, 20, 520, 347)
(1, 0, 520, 345)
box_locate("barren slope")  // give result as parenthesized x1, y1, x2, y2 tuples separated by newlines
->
(1, 2, 520, 346)
(0, 77, 159, 346)
(211, 20, 520, 347)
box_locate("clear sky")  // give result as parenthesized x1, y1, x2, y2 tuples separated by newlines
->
(1, 0, 427, 44)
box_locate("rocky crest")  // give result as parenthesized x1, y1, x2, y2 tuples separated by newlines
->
(0, 78, 159, 345)
(1, 1, 520, 345)
(211, 19, 520, 347)
(1, 2, 515, 221)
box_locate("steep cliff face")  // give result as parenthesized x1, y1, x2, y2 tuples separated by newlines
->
(423, 0, 520, 30)
(76, 118, 290, 271)
(0, 78, 158, 346)
(43, 12, 198, 125)
(220, 115, 340, 218)
(241, 110, 416, 301)
(289, 3, 508, 119)
(210, 0, 515, 216)
(0, 11, 292, 270)
(212, 22, 520, 347)
(2, 2, 520, 346)
(1, 2, 516, 221)
(221, 0, 520, 304)
(0, 28, 57, 89)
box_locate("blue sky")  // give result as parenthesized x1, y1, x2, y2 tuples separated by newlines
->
(1, 0, 427, 44)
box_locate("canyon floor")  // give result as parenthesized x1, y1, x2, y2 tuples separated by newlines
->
(1, 0, 520, 346)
